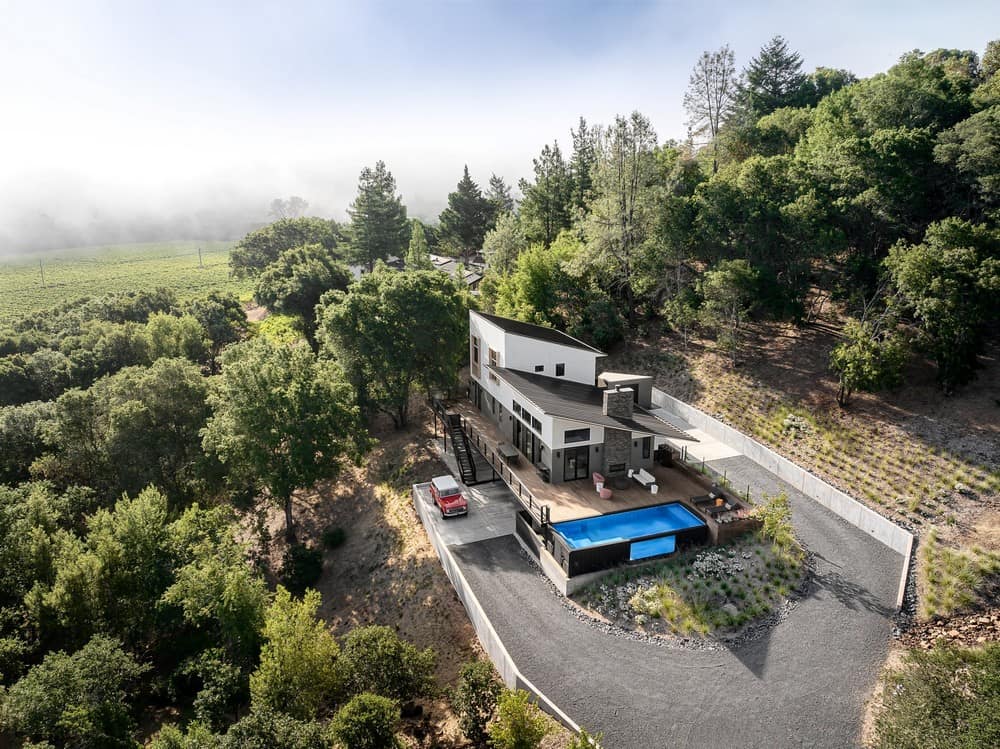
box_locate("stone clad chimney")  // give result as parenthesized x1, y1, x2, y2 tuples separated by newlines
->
(603, 386, 634, 419)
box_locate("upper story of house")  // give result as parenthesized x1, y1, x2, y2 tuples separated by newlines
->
(469, 310, 605, 387)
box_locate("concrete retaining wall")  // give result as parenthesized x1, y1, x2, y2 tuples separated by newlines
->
(651, 388, 913, 556)
(411, 484, 580, 732)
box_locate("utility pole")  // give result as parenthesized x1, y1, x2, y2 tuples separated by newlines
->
(197, 246, 203, 268)
(39, 259, 45, 287)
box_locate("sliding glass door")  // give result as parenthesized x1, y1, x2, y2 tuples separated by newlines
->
(563, 445, 590, 481)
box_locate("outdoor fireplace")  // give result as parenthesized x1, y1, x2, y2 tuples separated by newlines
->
(605, 461, 629, 489)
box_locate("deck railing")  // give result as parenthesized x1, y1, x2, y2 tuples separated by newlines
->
(458, 417, 550, 527)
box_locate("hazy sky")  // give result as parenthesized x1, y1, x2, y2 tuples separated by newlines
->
(1, 0, 997, 252)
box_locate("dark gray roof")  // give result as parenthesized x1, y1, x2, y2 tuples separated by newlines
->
(474, 311, 605, 354)
(492, 367, 697, 441)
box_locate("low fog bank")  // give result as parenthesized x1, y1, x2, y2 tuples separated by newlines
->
(0, 208, 264, 257)
(0, 166, 481, 258)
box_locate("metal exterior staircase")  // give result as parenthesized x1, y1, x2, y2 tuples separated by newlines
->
(447, 414, 477, 485)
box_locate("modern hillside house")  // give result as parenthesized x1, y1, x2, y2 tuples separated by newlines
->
(468, 310, 694, 486)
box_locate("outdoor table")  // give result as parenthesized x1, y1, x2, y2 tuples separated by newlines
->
(497, 442, 520, 465)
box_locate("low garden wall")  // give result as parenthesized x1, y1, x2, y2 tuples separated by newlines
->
(411, 484, 580, 732)
(651, 388, 913, 609)
(651, 388, 913, 554)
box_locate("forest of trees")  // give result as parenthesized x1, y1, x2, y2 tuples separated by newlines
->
(0, 33, 998, 748)
(477, 37, 1000, 399)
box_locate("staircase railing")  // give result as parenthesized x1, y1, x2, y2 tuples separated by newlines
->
(431, 397, 550, 528)
(459, 418, 549, 527)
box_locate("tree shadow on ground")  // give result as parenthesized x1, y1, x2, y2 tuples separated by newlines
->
(808, 550, 895, 619)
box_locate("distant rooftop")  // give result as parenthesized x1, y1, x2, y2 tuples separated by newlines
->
(473, 311, 605, 354)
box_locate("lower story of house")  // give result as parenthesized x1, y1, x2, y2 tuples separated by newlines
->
(470, 379, 656, 485)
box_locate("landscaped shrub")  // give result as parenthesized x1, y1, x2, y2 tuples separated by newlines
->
(338, 625, 436, 702)
(452, 660, 502, 744)
(487, 689, 550, 749)
(872, 643, 1000, 749)
(753, 492, 798, 558)
(280, 543, 323, 593)
(329, 693, 400, 749)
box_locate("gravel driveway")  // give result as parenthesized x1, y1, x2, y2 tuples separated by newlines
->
(450, 455, 902, 749)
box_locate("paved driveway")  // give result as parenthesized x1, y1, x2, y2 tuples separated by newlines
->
(450, 455, 902, 748)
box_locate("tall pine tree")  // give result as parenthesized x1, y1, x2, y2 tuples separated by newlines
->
(439, 166, 492, 261)
(518, 142, 573, 246)
(486, 174, 515, 226)
(740, 36, 807, 119)
(569, 117, 598, 214)
(347, 161, 410, 272)
(405, 221, 434, 270)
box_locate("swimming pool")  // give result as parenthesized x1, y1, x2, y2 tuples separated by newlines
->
(552, 502, 705, 557)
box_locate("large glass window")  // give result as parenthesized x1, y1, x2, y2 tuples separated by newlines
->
(471, 335, 479, 363)
(488, 348, 499, 383)
(555, 363, 565, 376)
(642, 436, 652, 458)
(564, 428, 591, 444)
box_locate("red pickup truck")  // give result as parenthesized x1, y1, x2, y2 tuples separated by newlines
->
(430, 475, 468, 518)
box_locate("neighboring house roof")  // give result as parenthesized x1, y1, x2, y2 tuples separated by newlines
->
(429, 254, 484, 287)
(474, 311, 605, 354)
(492, 367, 697, 441)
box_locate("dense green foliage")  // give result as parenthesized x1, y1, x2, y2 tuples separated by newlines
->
(329, 693, 400, 749)
(439, 166, 494, 259)
(317, 266, 470, 427)
(452, 659, 502, 744)
(33, 357, 220, 506)
(873, 643, 1000, 749)
(253, 243, 352, 341)
(885, 218, 1000, 390)
(202, 337, 365, 538)
(250, 588, 342, 720)
(230, 218, 342, 279)
(1, 635, 148, 747)
(404, 221, 433, 270)
(481, 39, 999, 390)
(487, 690, 550, 749)
(829, 317, 908, 405)
(338, 625, 436, 703)
(0, 288, 247, 406)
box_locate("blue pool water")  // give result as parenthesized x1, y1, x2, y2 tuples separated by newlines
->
(630, 535, 676, 560)
(552, 502, 705, 550)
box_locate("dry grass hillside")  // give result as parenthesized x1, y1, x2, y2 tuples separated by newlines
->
(607, 316, 1000, 633)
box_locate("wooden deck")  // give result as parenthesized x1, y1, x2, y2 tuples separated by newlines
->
(452, 399, 708, 523)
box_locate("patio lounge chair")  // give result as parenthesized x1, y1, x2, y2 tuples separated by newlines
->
(629, 468, 656, 487)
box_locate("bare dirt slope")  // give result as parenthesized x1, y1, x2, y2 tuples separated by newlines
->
(251, 404, 571, 747)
